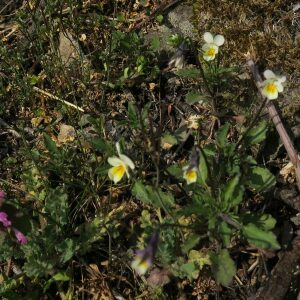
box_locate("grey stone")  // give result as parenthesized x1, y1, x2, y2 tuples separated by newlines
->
(58, 30, 81, 65)
(167, 4, 196, 39)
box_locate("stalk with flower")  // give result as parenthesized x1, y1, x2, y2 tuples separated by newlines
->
(131, 230, 159, 275)
(182, 147, 199, 185)
(202, 32, 225, 61)
(261, 70, 286, 100)
(0, 191, 27, 245)
(108, 142, 135, 184)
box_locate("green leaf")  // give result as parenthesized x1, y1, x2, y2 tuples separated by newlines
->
(117, 14, 125, 22)
(216, 123, 230, 148)
(151, 36, 160, 51)
(128, 102, 139, 128)
(45, 187, 69, 226)
(247, 166, 276, 192)
(182, 234, 201, 253)
(176, 68, 201, 78)
(52, 272, 70, 281)
(132, 181, 175, 208)
(189, 250, 211, 269)
(180, 262, 199, 280)
(91, 138, 113, 154)
(219, 221, 231, 247)
(56, 238, 77, 263)
(258, 214, 276, 230)
(167, 164, 182, 179)
(123, 67, 130, 79)
(198, 151, 208, 185)
(161, 133, 178, 148)
(158, 226, 177, 264)
(223, 175, 244, 206)
(243, 223, 280, 250)
(241, 212, 277, 231)
(243, 121, 268, 146)
(29, 75, 39, 85)
(210, 249, 236, 287)
(95, 164, 110, 175)
(185, 91, 208, 104)
(155, 14, 164, 23)
(202, 143, 217, 157)
(44, 271, 70, 292)
(142, 102, 151, 121)
(43, 133, 58, 156)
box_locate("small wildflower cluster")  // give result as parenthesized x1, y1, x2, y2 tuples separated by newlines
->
(261, 69, 286, 100)
(182, 147, 199, 185)
(107, 142, 135, 184)
(202, 32, 225, 61)
(0, 191, 27, 245)
(201, 33, 286, 98)
(131, 230, 159, 275)
(183, 166, 198, 184)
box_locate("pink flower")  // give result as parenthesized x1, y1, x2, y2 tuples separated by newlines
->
(13, 228, 28, 245)
(0, 211, 12, 227)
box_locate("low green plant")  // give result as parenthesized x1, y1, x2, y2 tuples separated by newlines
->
(0, 1, 288, 297)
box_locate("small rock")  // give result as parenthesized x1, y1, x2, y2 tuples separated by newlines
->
(58, 30, 81, 65)
(167, 4, 196, 39)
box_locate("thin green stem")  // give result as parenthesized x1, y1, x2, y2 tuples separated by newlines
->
(237, 97, 268, 148)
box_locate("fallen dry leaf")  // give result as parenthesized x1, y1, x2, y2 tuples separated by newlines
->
(57, 124, 76, 144)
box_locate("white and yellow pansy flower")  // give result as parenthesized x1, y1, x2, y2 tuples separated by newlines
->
(261, 69, 286, 100)
(131, 251, 152, 275)
(183, 166, 198, 185)
(202, 32, 225, 61)
(131, 231, 159, 276)
(108, 143, 135, 184)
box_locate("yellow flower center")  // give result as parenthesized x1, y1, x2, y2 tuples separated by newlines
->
(131, 257, 151, 275)
(265, 82, 277, 94)
(111, 164, 126, 178)
(184, 169, 197, 184)
(137, 259, 150, 270)
(207, 47, 216, 57)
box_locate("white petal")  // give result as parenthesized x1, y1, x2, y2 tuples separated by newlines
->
(214, 34, 225, 46)
(202, 43, 209, 51)
(267, 91, 278, 100)
(203, 54, 215, 61)
(175, 56, 184, 69)
(275, 81, 284, 92)
(278, 75, 286, 83)
(131, 257, 149, 275)
(119, 154, 135, 170)
(108, 156, 123, 166)
(203, 32, 213, 43)
(116, 142, 122, 156)
(263, 69, 275, 79)
(182, 165, 189, 171)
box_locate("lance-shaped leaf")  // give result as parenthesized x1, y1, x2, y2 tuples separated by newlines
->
(211, 249, 236, 287)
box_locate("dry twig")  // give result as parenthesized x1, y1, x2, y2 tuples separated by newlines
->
(33, 86, 84, 112)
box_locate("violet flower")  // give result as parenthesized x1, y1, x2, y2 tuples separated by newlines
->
(131, 230, 159, 275)
(0, 211, 12, 227)
(13, 228, 28, 245)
